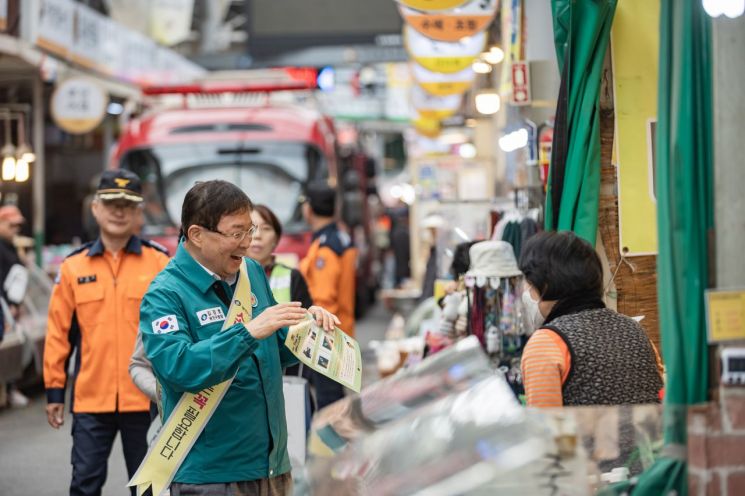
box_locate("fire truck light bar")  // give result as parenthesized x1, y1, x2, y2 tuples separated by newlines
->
(143, 68, 318, 96)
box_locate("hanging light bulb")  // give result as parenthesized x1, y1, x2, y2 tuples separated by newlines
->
(14, 158, 29, 182)
(15, 114, 35, 163)
(475, 92, 501, 115)
(472, 59, 492, 74)
(2, 154, 16, 181)
(482, 46, 505, 65)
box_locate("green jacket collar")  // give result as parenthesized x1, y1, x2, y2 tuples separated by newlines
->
(173, 241, 222, 294)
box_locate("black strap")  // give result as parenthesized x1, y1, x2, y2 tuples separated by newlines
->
(211, 281, 231, 307)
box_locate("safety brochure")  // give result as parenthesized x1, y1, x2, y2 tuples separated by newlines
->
(285, 314, 362, 393)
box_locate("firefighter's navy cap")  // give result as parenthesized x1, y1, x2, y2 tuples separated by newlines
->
(303, 180, 335, 217)
(96, 170, 143, 203)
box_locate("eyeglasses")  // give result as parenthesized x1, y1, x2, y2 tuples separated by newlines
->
(202, 225, 258, 242)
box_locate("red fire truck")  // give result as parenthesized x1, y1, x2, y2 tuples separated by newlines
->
(111, 69, 378, 311)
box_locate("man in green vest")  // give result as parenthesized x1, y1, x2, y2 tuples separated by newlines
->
(140, 180, 337, 495)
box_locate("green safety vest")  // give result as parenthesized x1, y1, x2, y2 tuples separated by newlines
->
(270, 264, 292, 303)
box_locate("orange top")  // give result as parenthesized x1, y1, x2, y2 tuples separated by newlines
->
(521, 329, 572, 408)
(44, 237, 169, 413)
(299, 223, 357, 336)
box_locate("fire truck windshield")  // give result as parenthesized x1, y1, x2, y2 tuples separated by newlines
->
(120, 141, 327, 236)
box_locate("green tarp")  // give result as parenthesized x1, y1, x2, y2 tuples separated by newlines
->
(545, 0, 617, 245)
(603, 0, 713, 494)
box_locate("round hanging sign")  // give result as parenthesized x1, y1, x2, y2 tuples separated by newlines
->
(397, 0, 471, 13)
(405, 25, 486, 74)
(51, 78, 108, 134)
(399, 0, 498, 43)
(413, 116, 442, 138)
(412, 63, 475, 97)
(411, 86, 462, 121)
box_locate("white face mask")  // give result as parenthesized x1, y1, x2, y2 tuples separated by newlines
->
(522, 290, 545, 330)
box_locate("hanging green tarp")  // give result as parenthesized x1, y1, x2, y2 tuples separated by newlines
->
(545, 0, 617, 245)
(602, 0, 713, 494)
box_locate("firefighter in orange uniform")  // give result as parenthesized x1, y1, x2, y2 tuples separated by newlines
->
(299, 180, 357, 409)
(43, 170, 169, 496)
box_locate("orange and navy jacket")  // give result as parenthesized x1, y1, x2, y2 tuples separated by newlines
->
(43, 236, 169, 413)
(299, 223, 357, 336)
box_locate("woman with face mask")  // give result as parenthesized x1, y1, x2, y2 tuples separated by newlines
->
(518, 231, 663, 408)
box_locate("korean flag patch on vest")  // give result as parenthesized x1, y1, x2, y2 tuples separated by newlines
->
(152, 315, 180, 334)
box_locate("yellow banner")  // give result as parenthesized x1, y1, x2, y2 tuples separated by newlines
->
(611, 0, 659, 255)
(128, 262, 254, 496)
(399, 0, 497, 42)
(412, 64, 475, 97)
(398, 0, 470, 12)
(405, 25, 485, 74)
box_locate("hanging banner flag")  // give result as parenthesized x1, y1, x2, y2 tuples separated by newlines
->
(399, 0, 498, 43)
(405, 25, 486, 74)
(611, 0, 659, 255)
(396, 0, 471, 12)
(411, 86, 462, 120)
(411, 63, 475, 97)
(413, 116, 442, 138)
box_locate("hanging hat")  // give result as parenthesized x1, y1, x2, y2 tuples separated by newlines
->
(466, 240, 522, 279)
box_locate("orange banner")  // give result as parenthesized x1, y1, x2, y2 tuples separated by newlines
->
(399, 1, 497, 42)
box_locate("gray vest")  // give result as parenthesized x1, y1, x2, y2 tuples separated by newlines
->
(545, 308, 663, 406)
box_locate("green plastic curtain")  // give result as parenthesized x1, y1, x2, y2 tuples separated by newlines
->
(545, 0, 617, 245)
(602, 0, 713, 494)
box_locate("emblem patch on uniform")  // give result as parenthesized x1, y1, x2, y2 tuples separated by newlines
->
(196, 307, 226, 326)
(77, 275, 97, 284)
(250, 292, 258, 308)
(152, 315, 179, 334)
(315, 257, 325, 270)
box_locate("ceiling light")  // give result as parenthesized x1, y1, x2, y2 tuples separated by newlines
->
(472, 60, 492, 74)
(482, 46, 505, 65)
(459, 143, 477, 159)
(498, 129, 529, 152)
(2, 155, 15, 181)
(475, 92, 501, 115)
(14, 158, 29, 182)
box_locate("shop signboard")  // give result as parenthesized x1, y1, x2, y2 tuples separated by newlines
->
(37, 0, 75, 58)
(510, 61, 531, 105)
(72, 4, 104, 70)
(611, 0, 659, 255)
(399, 0, 497, 43)
(29, 0, 204, 87)
(706, 289, 745, 343)
(51, 78, 108, 134)
(397, 0, 471, 12)
(411, 64, 475, 97)
(0, 0, 8, 31)
(411, 86, 462, 121)
(385, 63, 416, 121)
(405, 25, 486, 74)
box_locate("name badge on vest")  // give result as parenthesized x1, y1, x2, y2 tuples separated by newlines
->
(77, 275, 97, 284)
(270, 275, 291, 291)
(196, 307, 226, 326)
